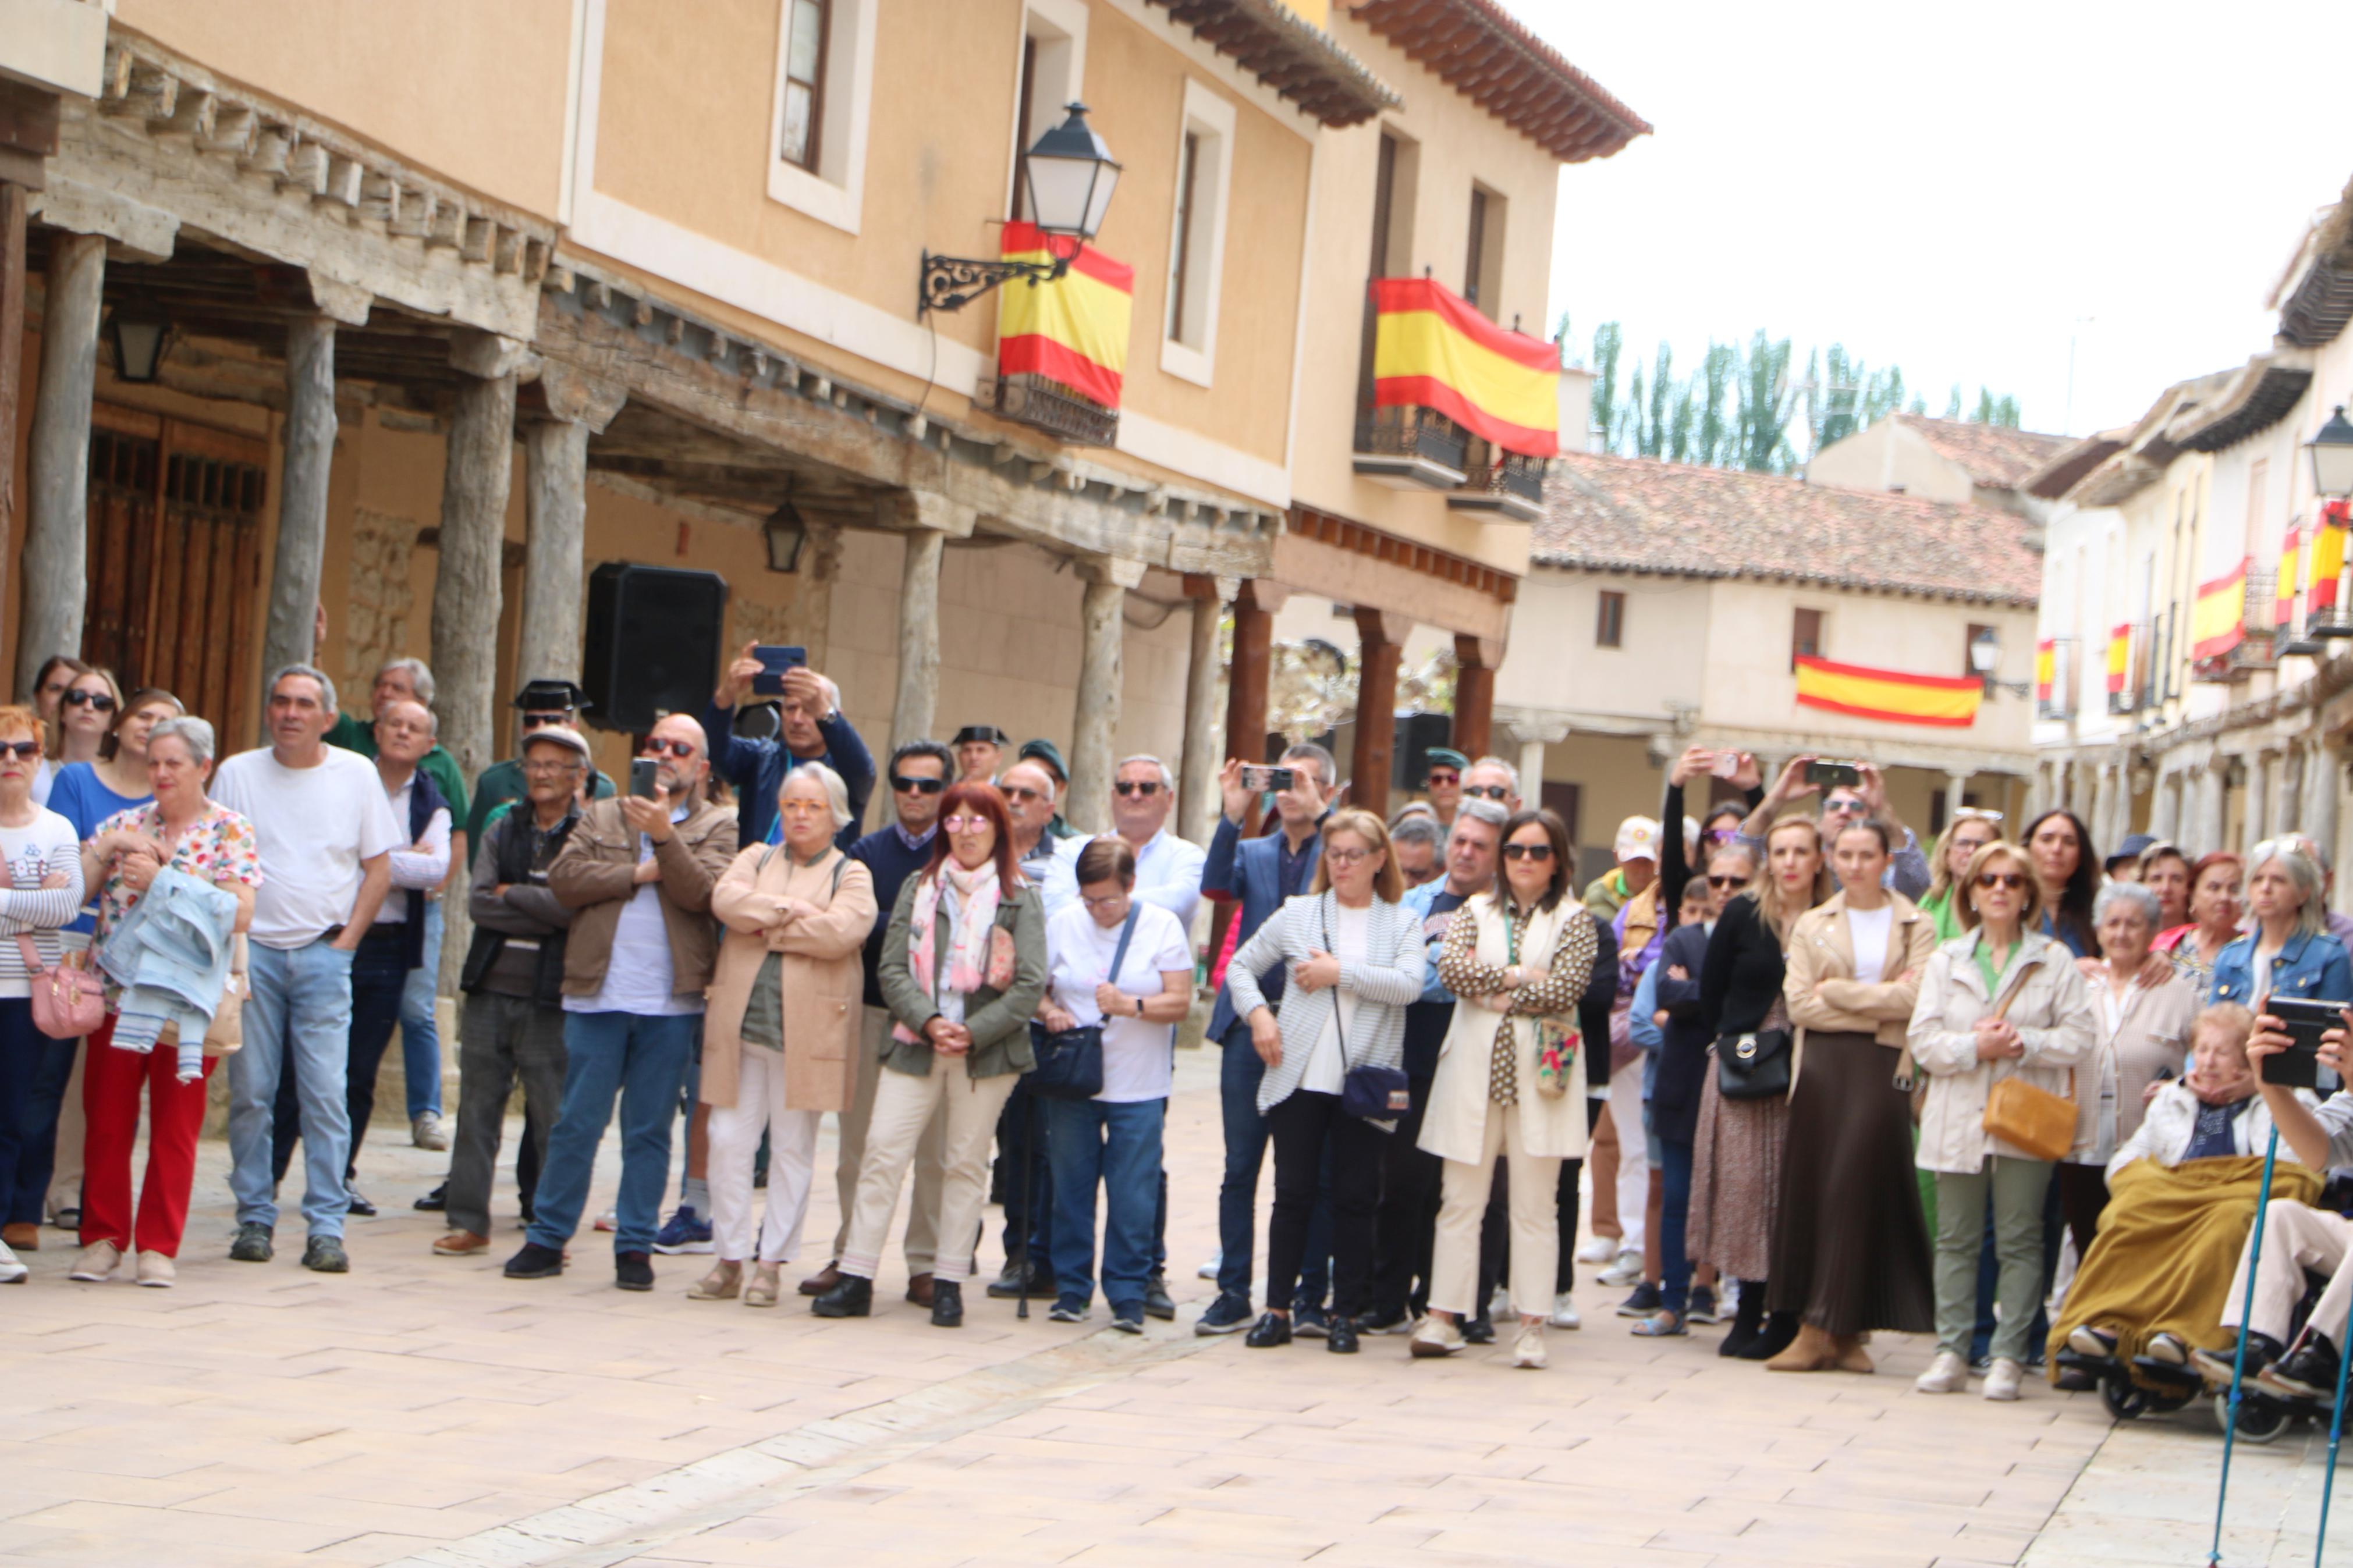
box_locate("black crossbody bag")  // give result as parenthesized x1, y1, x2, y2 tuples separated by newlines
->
(1027, 905, 1140, 1102)
(1323, 895, 1411, 1121)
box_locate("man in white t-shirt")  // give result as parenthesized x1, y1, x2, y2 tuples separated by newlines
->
(209, 664, 401, 1274)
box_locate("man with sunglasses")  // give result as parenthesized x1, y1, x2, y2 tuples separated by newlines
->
(507, 714, 737, 1291)
(464, 680, 615, 847)
(800, 741, 957, 1304)
(1737, 756, 1930, 900)
(1421, 748, 1470, 830)
(1108, 755, 1205, 926)
(707, 642, 874, 853)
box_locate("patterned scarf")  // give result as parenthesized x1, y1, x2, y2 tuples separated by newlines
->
(906, 858, 1006, 999)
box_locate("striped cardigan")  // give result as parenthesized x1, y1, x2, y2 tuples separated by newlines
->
(1223, 890, 1426, 1115)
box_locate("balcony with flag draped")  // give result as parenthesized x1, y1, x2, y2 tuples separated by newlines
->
(987, 222, 1134, 447)
(1356, 275, 1557, 513)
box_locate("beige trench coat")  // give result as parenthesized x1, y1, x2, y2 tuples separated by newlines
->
(701, 842, 876, 1114)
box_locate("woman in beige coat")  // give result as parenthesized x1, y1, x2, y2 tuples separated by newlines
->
(691, 765, 875, 1306)
(1765, 819, 1937, 1373)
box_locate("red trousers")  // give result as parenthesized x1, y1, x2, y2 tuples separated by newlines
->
(79, 1018, 215, 1258)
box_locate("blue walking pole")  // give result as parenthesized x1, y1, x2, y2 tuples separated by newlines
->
(2315, 1260, 2353, 1568)
(2213, 1126, 2283, 1567)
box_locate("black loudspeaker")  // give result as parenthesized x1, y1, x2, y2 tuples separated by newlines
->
(581, 563, 730, 734)
(1391, 711, 1454, 792)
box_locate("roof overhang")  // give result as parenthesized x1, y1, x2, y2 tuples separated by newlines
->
(2025, 431, 2127, 500)
(2173, 352, 2315, 453)
(1141, 0, 1400, 128)
(1347, 0, 1650, 163)
(2273, 173, 2353, 349)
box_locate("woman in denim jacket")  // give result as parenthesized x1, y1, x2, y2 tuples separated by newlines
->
(2208, 840, 2353, 1011)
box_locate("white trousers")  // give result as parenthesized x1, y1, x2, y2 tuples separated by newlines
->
(705, 1049, 822, 1264)
(2221, 1200, 2353, 1347)
(840, 1052, 1016, 1285)
(1607, 1065, 1646, 1255)
(1430, 1101, 1561, 1320)
(832, 1005, 947, 1271)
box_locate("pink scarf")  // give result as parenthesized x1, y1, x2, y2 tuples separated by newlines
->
(906, 859, 1010, 1000)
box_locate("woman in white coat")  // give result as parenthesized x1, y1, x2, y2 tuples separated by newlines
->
(1410, 808, 1599, 1370)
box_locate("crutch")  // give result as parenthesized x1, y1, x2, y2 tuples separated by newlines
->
(2212, 1126, 2284, 1566)
(1013, 1080, 1034, 1321)
(2317, 1295, 2353, 1568)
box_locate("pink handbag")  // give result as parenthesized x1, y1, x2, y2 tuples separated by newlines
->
(17, 936, 105, 1040)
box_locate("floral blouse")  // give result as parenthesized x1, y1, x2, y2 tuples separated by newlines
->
(91, 801, 264, 942)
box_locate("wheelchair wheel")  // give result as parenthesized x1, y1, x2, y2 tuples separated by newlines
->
(2102, 1379, 2152, 1420)
(2220, 1395, 2294, 1444)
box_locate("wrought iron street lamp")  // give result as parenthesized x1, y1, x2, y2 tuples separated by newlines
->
(1970, 628, 2032, 698)
(764, 500, 808, 573)
(105, 295, 172, 384)
(2311, 406, 2353, 499)
(918, 103, 1122, 317)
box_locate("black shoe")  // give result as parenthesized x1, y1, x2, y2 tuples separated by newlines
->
(413, 1182, 448, 1213)
(343, 1185, 377, 1219)
(615, 1251, 654, 1291)
(1616, 1282, 1663, 1317)
(986, 1259, 1057, 1300)
(229, 1221, 274, 1263)
(2264, 1333, 2341, 1400)
(503, 1241, 565, 1279)
(1293, 1303, 1330, 1339)
(812, 1274, 873, 1317)
(1463, 1313, 1496, 1346)
(931, 1280, 964, 1328)
(1738, 1310, 1799, 1361)
(2195, 1331, 2286, 1387)
(1720, 1289, 1763, 1358)
(1326, 1316, 1360, 1354)
(1245, 1312, 1293, 1348)
(1194, 1293, 1252, 1336)
(300, 1235, 349, 1273)
(1112, 1304, 1145, 1334)
(1686, 1285, 1720, 1325)
(1357, 1306, 1410, 1335)
(1143, 1272, 1177, 1321)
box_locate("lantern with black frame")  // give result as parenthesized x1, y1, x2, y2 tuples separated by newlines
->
(105, 294, 173, 385)
(2306, 407, 2353, 641)
(1969, 627, 2033, 698)
(917, 103, 1120, 317)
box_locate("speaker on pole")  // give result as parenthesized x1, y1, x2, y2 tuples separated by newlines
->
(581, 563, 730, 734)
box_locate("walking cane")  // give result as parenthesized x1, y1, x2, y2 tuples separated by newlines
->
(2211, 1126, 2284, 1567)
(2316, 1302, 2353, 1568)
(1014, 1081, 1033, 1322)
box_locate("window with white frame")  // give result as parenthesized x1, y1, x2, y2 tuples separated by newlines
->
(1009, 0, 1088, 222)
(766, 0, 878, 233)
(1464, 182, 1506, 317)
(1160, 79, 1234, 387)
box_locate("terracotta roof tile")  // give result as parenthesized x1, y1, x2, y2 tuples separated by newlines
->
(1891, 416, 2074, 491)
(1535, 451, 2042, 608)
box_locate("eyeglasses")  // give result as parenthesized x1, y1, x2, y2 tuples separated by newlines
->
(1002, 785, 1048, 803)
(1463, 785, 1511, 801)
(1975, 872, 2028, 891)
(1706, 873, 1749, 890)
(1502, 842, 1554, 862)
(943, 815, 992, 833)
(1113, 781, 1162, 798)
(641, 738, 698, 759)
(1426, 771, 1460, 786)
(1080, 892, 1127, 911)
(61, 690, 116, 712)
(1324, 848, 1372, 866)
(890, 774, 946, 795)
(0, 739, 38, 760)
(1702, 827, 1741, 847)
(521, 711, 571, 730)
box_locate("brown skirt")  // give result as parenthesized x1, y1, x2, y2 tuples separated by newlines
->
(1765, 1031, 1935, 1334)
(1688, 1043, 1790, 1282)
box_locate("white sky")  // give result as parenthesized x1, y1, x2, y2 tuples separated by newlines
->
(1527, 0, 2353, 440)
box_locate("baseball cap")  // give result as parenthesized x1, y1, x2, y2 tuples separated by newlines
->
(1614, 816, 1662, 863)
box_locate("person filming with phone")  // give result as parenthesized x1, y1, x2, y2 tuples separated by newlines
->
(1738, 757, 1930, 901)
(707, 641, 874, 851)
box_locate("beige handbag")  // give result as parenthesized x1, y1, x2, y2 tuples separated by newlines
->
(1978, 959, 2076, 1161)
(157, 932, 247, 1058)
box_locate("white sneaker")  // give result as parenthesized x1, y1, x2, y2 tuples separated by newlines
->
(1195, 1252, 1222, 1282)
(1982, 1357, 2024, 1402)
(1548, 1291, 1582, 1330)
(1574, 1237, 1617, 1265)
(412, 1112, 450, 1152)
(1598, 1249, 1645, 1287)
(1513, 1321, 1548, 1369)
(68, 1240, 120, 1283)
(0, 1237, 24, 1284)
(593, 1207, 618, 1233)
(1914, 1350, 1968, 1394)
(1410, 1316, 1465, 1358)
(1489, 1283, 1513, 1319)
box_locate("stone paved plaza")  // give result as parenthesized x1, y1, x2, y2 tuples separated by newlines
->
(3, 1048, 2349, 1567)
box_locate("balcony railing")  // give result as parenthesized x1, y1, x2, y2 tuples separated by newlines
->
(986, 374, 1119, 446)
(1446, 447, 1546, 522)
(1353, 404, 1469, 491)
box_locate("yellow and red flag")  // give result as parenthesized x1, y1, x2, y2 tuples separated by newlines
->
(1794, 655, 1981, 728)
(1371, 277, 1559, 457)
(2106, 624, 2131, 695)
(2035, 639, 2055, 704)
(996, 221, 1133, 408)
(2315, 502, 2350, 613)
(2280, 524, 2302, 624)
(2191, 560, 2248, 659)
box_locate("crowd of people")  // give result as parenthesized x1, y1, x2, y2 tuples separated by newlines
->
(9, 648, 2353, 1411)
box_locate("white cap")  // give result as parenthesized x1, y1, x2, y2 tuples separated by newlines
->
(1614, 816, 1662, 863)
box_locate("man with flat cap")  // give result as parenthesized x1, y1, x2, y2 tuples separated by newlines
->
(466, 680, 615, 846)
(1018, 737, 1084, 839)
(953, 724, 1009, 785)
(1422, 746, 1468, 830)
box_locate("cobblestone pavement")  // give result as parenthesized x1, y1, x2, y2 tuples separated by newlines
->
(2, 1048, 2337, 1567)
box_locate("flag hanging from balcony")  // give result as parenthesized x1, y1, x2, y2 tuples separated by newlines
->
(1371, 277, 1559, 458)
(1794, 655, 1981, 728)
(2280, 524, 2302, 624)
(2190, 561, 2247, 659)
(2106, 624, 2131, 695)
(996, 222, 1133, 408)
(2315, 502, 2350, 613)
(2035, 639, 2055, 704)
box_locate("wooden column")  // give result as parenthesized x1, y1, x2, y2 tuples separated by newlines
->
(16, 229, 103, 696)
(430, 370, 517, 784)
(519, 419, 589, 686)
(1225, 579, 1284, 771)
(1177, 575, 1230, 851)
(0, 184, 25, 695)
(1452, 633, 1500, 762)
(1350, 607, 1410, 820)
(258, 313, 338, 710)
(892, 527, 945, 756)
(1067, 556, 1144, 835)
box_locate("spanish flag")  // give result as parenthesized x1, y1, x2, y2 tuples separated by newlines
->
(2191, 561, 2247, 660)
(2035, 639, 2055, 705)
(2105, 624, 2131, 695)
(996, 222, 1133, 408)
(2280, 524, 2302, 624)
(2315, 502, 2350, 613)
(1371, 277, 1558, 457)
(1794, 656, 1982, 729)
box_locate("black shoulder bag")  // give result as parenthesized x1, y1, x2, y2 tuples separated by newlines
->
(1027, 905, 1140, 1101)
(1713, 911, 1792, 1102)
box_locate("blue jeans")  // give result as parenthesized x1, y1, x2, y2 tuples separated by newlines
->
(398, 898, 444, 1119)
(228, 938, 356, 1238)
(528, 1011, 695, 1256)
(1216, 1026, 1329, 1307)
(269, 923, 404, 1185)
(1045, 1097, 1164, 1311)
(1655, 1121, 1694, 1316)
(0, 999, 75, 1226)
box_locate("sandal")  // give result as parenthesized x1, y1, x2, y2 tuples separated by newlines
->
(745, 1263, 782, 1307)
(1630, 1309, 1688, 1338)
(686, 1261, 742, 1301)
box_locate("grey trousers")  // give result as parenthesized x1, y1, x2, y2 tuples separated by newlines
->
(447, 992, 568, 1239)
(1932, 1156, 2053, 1363)
(832, 1005, 947, 1272)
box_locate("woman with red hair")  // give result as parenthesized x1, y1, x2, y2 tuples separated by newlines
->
(815, 782, 1048, 1328)
(2153, 852, 2244, 992)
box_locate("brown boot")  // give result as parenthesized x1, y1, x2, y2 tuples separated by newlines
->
(798, 1260, 841, 1296)
(905, 1272, 936, 1307)
(1764, 1322, 1838, 1372)
(1832, 1334, 1875, 1374)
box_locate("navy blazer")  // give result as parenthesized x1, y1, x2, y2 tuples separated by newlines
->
(1202, 813, 1322, 1043)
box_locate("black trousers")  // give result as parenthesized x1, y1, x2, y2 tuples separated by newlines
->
(1371, 1072, 1441, 1316)
(1266, 1089, 1383, 1320)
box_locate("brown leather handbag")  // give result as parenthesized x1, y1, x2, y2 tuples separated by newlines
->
(1979, 958, 2077, 1161)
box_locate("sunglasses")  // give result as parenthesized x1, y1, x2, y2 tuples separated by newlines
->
(0, 739, 39, 760)
(1463, 784, 1511, 801)
(61, 690, 116, 712)
(1702, 827, 1740, 847)
(1953, 808, 2005, 824)
(1975, 872, 2028, 891)
(1426, 771, 1460, 786)
(1002, 785, 1048, 803)
(942, 814, 992, 833)
(890, 774, 946, 795)
(521, 711, 572, 730)
(641, 738, 698, 759)
(1706, 873, 1749, 890)
(1113, 781, 1162, 798)
(1502, 842, 1553, 862)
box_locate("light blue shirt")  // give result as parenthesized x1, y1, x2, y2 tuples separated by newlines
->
(1630, 958, 1665, 1100)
